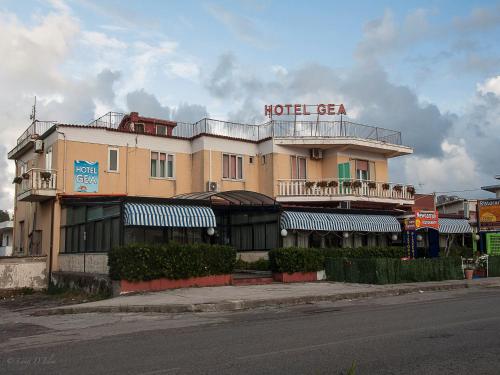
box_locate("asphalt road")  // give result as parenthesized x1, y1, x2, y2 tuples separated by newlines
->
(1, 286, 500, 375)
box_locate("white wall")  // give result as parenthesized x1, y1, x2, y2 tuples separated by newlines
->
(0, 257, 47, 289)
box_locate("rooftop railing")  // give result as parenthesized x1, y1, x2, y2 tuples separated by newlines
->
(12, 112, 404, 152)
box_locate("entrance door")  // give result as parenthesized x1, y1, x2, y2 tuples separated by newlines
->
(428, 229, 440, 258)
(338, 162, 350, 194)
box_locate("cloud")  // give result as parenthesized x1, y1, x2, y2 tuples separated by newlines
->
(205, 53, 238, 98)
(81, 31, 127, 49)
(205, 3, 266, 48)
(453, 4, 500, 32)
(477, 75, 500, 95)
(166, 61, 200, 80)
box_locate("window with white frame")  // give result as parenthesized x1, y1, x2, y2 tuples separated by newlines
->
(45, 146, 53, 170)
(291, 155, 307, 179)
(151, 151, 174, 178)
(222, 153, 243, 180)
(156, 124, 166, 136)
(108, 147, 119, 172)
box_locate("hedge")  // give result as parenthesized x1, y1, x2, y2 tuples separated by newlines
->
(268, 248, 325, 274)
(325, 257, 463, 284)
(322, 246, 406, 259)
(108, 243, 237, 281)
(488, 256, 500, 277)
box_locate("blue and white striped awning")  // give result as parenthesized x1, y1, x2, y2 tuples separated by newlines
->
(281, 211, 401, 233)
(439, 218, 472, 234)
(123, 203, 216, 228)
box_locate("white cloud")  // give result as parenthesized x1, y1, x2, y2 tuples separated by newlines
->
(404, 140, 479, 193)
(477, 75, 500, 96)
(166, 61, 200, 80)
(81, 31, 127, 49)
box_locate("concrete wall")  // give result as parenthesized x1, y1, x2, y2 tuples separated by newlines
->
(58, 253, 109, 275)
(0, 256, 47, 290)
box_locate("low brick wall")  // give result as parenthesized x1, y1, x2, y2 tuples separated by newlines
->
(0, 256, 47, 290)
(273, 271, 318, 283)
(118, 274, 232, 295)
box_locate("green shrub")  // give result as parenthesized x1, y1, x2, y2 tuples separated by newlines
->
(322, 246, 406, 259)
(447, 245, 474, 258)
(268, 248, 325, 274)
(325, 257, 463, 284)
(108, 243, 236, 281)
(234, 258, 270, 271)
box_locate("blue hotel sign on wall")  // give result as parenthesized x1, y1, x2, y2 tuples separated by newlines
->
(74, 160, 99, 193)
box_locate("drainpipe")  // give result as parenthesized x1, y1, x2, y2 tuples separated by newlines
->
(56, 130, 67, 192)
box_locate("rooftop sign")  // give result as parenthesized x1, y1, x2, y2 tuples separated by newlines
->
(265, 104, 347, 117)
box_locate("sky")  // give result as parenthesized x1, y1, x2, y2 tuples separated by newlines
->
(0, 0, 499, 210)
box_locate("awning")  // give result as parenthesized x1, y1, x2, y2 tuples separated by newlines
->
(439, 218, 472, 234)
(281, 211, 401, 233)
(123, 203, 216, 228)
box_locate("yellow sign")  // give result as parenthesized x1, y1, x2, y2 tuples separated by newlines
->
(479, 199, 500, 231)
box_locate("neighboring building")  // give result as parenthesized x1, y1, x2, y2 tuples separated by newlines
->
(8, 111, 415, 275)
(0, 221, 13, 256)
(481, 175, 500, 198)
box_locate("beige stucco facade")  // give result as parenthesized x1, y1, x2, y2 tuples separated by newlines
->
(10, 123, 412, 273)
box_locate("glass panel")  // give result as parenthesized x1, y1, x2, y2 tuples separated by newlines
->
(60, 208, 68, 226)
(151, 152, 158, 177)
(231, 226, 241, 249)
(237, 156, 243, 179)
(73, 207, 86, 225)
(103, 220, 111, 251)
(45, 147, 52, 170)
(111, 218, 120, 249)
(240, 225, 253, 250)
(124, 227, 144, 244)
(160, 159, 166, 178)
(86, 222, 95, 252)
(186, 229, 202, 244)
(265, 222, 278, 250)
(59, 228, 66, 253)
(157, 125, 166, 135)
(253, 224, 266, 250)
(144, 229, 164, 244)
(65, 227, 72, 253)
(72, 226, 79, 253)
(230, 155, 237, 179)
(87, 206, 104, 221)
(298, 157, 307, 179)
(95, 221, 103, 251)
(109, 149, 118, 171)
(223, 154, 229, 178)
(167, 155, 174, 178)
(103, 205, 120, 218)
(291, 156, 297, 179)
(79, 224, 85, 252)
(172, 228, 186, 243)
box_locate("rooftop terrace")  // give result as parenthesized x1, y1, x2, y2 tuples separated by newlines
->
(9, 112, 407, 159)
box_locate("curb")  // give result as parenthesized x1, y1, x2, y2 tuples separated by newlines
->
(32, 281, 477, 316)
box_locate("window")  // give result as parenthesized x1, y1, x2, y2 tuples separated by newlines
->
(156, 125, 166, 136)
(151, 151, 174, 178)
(134, 123, 144, 133)
(19, 221, 24, 253)
(45, 146, 52, 170)
(222, 153, 243, 180)
(249, 156, 254, 164)
(355, 160, 369, 181)
(291, 156, 307, 179)
(108, 147, 119, 172)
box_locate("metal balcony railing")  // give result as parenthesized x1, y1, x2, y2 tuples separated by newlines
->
(277, 178, 415, 201)
(12, 113, 405, 154)
(18, 169, 57, 195)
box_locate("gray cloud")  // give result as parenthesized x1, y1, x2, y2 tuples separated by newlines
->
(205, 53, 238, 98)
(172, 103, 208, 123)
(453, 5, 500, 32)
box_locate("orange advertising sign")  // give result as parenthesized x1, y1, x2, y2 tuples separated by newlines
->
(414, 210, 439, 229)
(478, 199, 500, 231)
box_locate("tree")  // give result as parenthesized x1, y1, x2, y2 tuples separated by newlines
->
(0, 210, 10, 223)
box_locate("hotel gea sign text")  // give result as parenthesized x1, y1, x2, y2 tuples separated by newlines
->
(265, 103, 347, 117)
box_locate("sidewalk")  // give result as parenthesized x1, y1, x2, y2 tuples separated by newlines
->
(35, 278, 500, 316)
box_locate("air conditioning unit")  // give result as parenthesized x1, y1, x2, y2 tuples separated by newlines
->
(206, 181, 218, 192)
(34, 140, 44, 153)
(310, 148, 323, 160)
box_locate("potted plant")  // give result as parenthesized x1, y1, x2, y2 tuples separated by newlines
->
(393, 184, 403, 192)
(12, 176, 23, 184)
(406, 186, 415, 195)
(304, 181, 315, 189)
(316, 181, 328, 188)
(464, 265, 475, 280)
(22, 172, 30, 179)
(368, 181, 377, 189)
(352, 180, 362, 188)
(382, 183, 390, 190)
(40, 171, 52, 180)
(343, 180, 352, 188)
(327, 180, 338, 188)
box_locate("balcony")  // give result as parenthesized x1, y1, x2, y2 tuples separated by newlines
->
(277, 178, 415, 205)
(16, 169, 57, 202)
